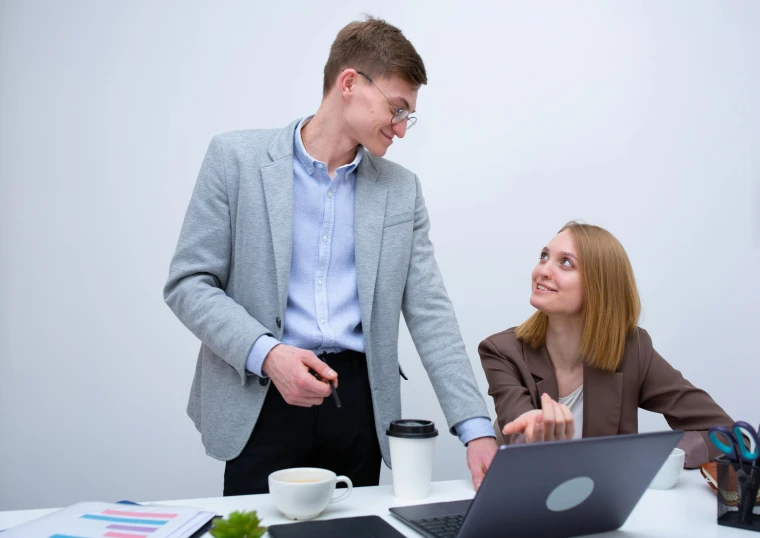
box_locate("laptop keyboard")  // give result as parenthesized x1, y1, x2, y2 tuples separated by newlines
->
(413, 515, 464, 538)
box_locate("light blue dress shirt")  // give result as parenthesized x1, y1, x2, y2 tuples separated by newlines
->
(246, 117, 494, 445)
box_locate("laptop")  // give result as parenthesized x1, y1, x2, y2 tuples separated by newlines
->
(390, 430, 683, 538)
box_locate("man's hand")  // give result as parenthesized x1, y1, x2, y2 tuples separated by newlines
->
(466, 436, 498, 491)
(502, 393, 575, 443)
(261, 344, 338, 407)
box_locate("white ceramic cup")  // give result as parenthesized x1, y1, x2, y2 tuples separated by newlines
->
(387, 419, 439, 500)
(648, 447, 685, 489)
(268, 467, 352, 520)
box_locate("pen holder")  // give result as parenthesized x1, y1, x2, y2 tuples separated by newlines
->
(716, 455, 760, 531)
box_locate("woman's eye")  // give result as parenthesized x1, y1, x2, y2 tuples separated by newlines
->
(560, 258, 573, 267)
(540, 252, 549, 260)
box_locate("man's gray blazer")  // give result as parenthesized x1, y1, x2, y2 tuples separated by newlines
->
(164, 119, 489, 465)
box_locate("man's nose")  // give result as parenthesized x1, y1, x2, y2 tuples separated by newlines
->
(393, 120, 408, 139)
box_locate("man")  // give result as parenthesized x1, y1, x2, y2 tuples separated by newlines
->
(164, 16, 497, 496)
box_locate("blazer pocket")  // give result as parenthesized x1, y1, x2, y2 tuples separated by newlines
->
(384, 211, 414, 228)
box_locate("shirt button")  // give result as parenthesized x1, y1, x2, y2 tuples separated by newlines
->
(320, 318, 326, 324)
(322, 235, 328, 242)
(317, 279, 323, 286)
(327, 192, 333, 198)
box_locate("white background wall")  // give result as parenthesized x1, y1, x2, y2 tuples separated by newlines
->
(1, 0, 759, 511)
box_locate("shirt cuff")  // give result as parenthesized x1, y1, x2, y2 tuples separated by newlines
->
(246, 335, 280, 377)
(677, 430, 710, 469)
(454, 417, 497, 446)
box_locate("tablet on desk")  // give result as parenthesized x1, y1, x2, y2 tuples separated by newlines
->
(267, 514, 405, 537)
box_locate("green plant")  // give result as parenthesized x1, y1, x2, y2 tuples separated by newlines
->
(209, 510, 267, 538)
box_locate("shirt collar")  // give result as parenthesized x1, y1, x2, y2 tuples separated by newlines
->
(294, 116, 364, 177)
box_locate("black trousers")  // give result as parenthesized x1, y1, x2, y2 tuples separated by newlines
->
(223, 350, 382, 496)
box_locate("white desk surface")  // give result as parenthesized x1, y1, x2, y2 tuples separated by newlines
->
(0, 470, 750, 537)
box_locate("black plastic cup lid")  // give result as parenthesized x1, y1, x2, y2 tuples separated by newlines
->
(386, 419, 438, 439)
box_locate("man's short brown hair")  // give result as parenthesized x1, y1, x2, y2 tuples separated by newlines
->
(323, 16, 427, 96)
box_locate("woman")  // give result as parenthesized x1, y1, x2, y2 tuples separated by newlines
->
(479, 221, 733, 468)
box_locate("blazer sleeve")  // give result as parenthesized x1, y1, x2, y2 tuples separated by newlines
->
(401, 175, 491, 435)
(478, 336, 536, 444)
(163, 136, 272, 384)
(637, 330, 734, 468)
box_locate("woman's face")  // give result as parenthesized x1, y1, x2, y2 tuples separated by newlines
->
(530, 230, 583, 316)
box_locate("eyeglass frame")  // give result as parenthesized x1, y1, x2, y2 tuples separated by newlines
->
(356, 71, 417, 129)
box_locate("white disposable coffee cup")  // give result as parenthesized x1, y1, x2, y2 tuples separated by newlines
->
(268, 467, 352, 520)
(387, 419, 438, 500)
(648, 447, 685, 490)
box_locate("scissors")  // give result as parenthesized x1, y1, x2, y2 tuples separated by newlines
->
(708, 421, 760, 464)
(709, 421, 760, 524)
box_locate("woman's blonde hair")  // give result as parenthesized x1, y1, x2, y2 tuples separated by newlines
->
(515, 222, 641, 372)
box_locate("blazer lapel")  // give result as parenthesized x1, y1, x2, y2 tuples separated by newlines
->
(525, 343, 559, 405)
(354, 155, 386, 337)
(528, 342, 624, 438)
(583, 364, 624, 437)
(261, 122, 298, 314)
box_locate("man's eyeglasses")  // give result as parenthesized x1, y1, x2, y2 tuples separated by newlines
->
(357, 71, 417, 130)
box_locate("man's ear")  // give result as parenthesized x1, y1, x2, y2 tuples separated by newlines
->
(336, 69, 359, 100)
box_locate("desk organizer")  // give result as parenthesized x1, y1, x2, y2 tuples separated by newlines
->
(717, 455, 760, 531)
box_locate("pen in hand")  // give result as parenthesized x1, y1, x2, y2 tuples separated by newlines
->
(315, 352, 341, 408)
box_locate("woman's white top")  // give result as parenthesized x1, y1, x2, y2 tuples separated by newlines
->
(558, 384, 584, 440)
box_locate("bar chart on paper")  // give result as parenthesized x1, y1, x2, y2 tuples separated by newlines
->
(2, 502, 215, 538)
